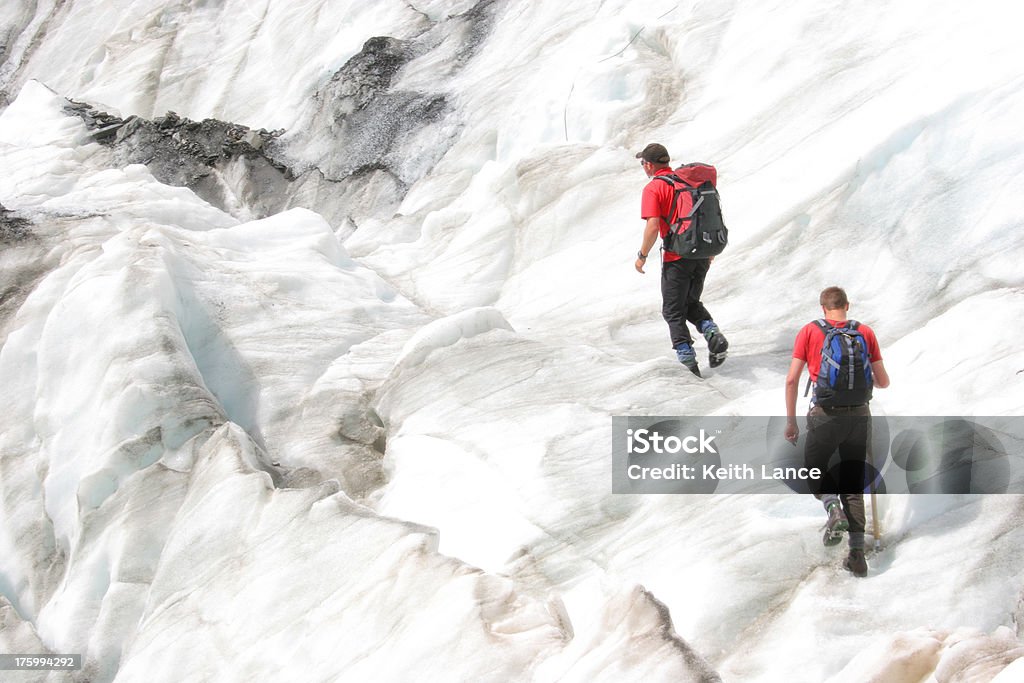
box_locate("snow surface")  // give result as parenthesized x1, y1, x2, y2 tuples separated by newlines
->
(2, 1, 1024, 681)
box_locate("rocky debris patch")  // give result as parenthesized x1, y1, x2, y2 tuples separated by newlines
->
(0, 202, 31, 243)
(0, 203, 44, 344)
(62, 100, 298, 218)
(323, 36, 417, 115)
(295, 4, 499, 203)
(453, 0, 501, 66)
(298, 34, 455, 196)
(307, 37, 429, 182)
(50, 5, 501, 229)
(64, 99, 289, 174)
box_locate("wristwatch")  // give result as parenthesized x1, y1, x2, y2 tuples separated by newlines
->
(637, 250, 648, 260)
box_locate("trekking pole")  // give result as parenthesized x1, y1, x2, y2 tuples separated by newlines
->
(870, 488, 881, 552)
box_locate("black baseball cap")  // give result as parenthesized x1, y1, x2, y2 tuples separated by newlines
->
(635, 143, 670, 164)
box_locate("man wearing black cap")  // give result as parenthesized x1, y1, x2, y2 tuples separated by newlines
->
(635, 143, 728, 377)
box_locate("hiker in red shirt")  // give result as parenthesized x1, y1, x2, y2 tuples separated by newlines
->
(784, 286, 891, 577)
(634, 143, 728, 377)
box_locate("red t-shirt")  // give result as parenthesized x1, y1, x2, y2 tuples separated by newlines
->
(793, 319, 882, 382)
(640, 164, 718, 262)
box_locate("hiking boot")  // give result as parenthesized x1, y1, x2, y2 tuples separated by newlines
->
(675, 344, 702, 378)
(822, 502, 849, 547)
(843, 548, 868, 577)
(701, 322, 729, 368)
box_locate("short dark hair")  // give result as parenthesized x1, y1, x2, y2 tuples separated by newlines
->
(635, 143, 670, 164)
(819, 286, 849, 310)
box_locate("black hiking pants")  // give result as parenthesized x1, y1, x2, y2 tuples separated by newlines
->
(660, 258, 713, 348)
(804, 404, 872, 535)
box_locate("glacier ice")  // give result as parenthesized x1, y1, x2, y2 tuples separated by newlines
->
(2, 1, 1024, 682)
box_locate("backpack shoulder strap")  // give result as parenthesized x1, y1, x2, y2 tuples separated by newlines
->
(652, 173, 690, 187)
(654, 174, 695, 226)
(805, 320, 830, 397)
(816, 319, 846, 374)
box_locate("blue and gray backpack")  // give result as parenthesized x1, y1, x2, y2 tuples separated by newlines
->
(806, 319, 873, 407)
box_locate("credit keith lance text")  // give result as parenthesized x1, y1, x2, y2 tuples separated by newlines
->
(626, 463, 822, 481)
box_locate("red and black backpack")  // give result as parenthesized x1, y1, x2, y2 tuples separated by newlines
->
(653, 165, 728, 259)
